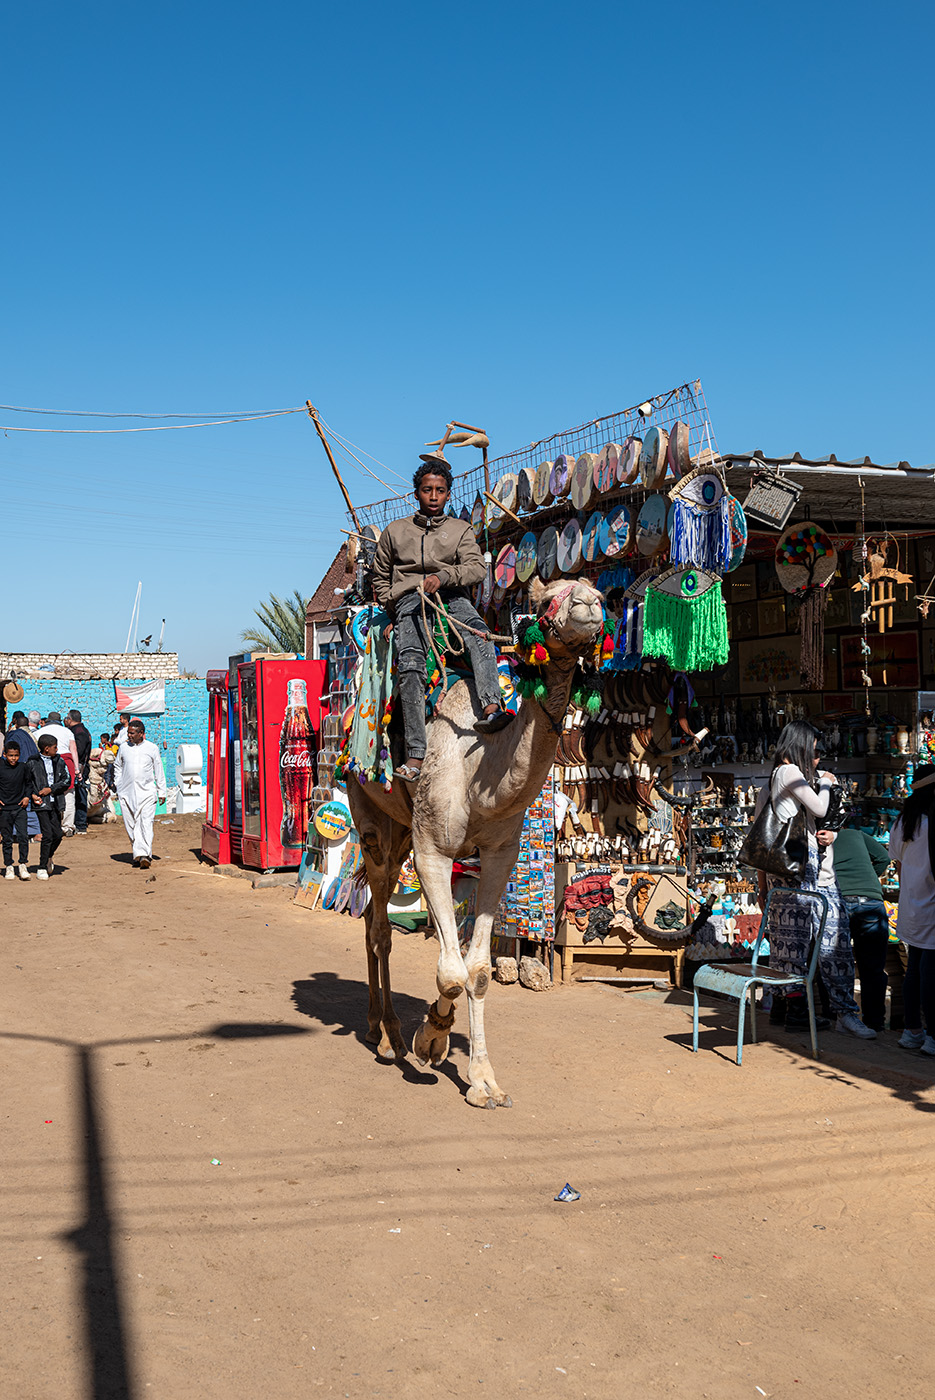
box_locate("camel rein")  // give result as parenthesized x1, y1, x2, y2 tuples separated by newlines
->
(417, 587, 513, 695)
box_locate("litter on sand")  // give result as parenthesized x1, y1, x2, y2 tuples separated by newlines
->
(554, 1183, 581, 1202)
(159, 819, 175, 824)
(210, 1158, 221, 1166)
(388, 1228, 401, 1233)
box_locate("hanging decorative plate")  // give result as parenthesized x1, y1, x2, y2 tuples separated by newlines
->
(570, 453, 597, 511)
(487, 473, 517, 533)
(549, 454, 575, 500)
(533, 459, 555, 506)
(322, 877, 340, 910)
(495, 541, 517, 589)
(349, 880, 371, 918)
(774, 522, 838, 593)
(594, 443, 621, 494)
(639, 426, 669, 487)
(471, 491, 486, 536)
(666, 421, 691, 478)
(459, 504, 471, 523)
(727, 495, 748, 571)
(314, 800, 353, 841)
(492, 583, 507, 607)
(636, 494, 669, 557)
(581, 511, 604, 564)
(537, 525, 559, 580)
(617, 435, 642, 484)
(516, 466, 535, 514)
(515, 531, 539, 583)
(350, 606, 391, 652)
(335, 877, 353, 913)
(598, 502, 630, 557)
(557, 517, 583, 573)
(361, 524, 382, 546)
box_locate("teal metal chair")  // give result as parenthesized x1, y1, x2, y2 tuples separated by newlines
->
(691, 888, 829, 1065)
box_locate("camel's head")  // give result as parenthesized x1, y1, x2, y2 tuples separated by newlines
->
(528, 577, 604, 657)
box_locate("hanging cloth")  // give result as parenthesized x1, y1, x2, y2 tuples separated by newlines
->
(642, 566, 729, 672)
(667, 467, 731, 572)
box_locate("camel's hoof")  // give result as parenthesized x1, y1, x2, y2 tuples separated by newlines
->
(466, 1085, 498, 1109)
(412, 1019, 449, 1068)
(498, 1095, 513, 1109)
(365, 1027, 381, 1046)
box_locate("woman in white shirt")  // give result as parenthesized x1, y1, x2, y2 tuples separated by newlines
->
(755, 721, 874, 1039)
(888, 765, 935, 1054)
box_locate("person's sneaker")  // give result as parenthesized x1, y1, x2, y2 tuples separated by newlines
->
(3, 867, 13, 880)
(899, 1029, 926, 1049)
(36, 869, 49, 880)
(18, 865, 30, 881)
(921, 1036, 935, 1057)
(836, 1013, 877, 1039)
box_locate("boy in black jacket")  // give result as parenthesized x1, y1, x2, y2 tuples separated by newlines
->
(26, 736, 71, 879)
(0, 739, 33, 880)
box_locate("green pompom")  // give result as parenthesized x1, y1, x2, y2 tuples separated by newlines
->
(584, 689, 601, 716)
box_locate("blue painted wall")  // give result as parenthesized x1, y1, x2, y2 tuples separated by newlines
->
(13, 678, 208, 781)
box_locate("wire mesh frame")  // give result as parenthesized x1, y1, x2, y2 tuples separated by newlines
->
(351, 379, 720, 531)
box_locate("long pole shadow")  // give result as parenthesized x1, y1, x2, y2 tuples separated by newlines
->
(4, 1021, 310, 1400)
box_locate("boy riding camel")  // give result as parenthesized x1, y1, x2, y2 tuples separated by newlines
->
(371, 454, 514, 782)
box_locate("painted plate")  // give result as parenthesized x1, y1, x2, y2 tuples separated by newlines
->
(775, 522, 838, 593)
(515, 531, 539, 583)
(314, 800, 352, 841)
(617, 435, 642, 484)
(639, 427, 669, 487)
(350, 606, 391, 652)
(598, 503, 630, 557)
(471, 491, 486, 536)
(570, 453, 597, 511)
(533, 459, 555, 506)
(557, 517, 583, 573)
(537, 525, 559, 580)
(666, 421, 691, 478)
(495, 541, 517, 589)
(582, 511, 604, 564)
(549, 454, 575, 500)
(322, 877, 340, 911)
(349, 881, 371, 918)
(594, 443, 621, 494)
(516, 466, 535, 514)
(636, 494, 669, 557)
(335, 877, 353, 913)
(727, 495, 748, 572)
(487, 473, 517, 533)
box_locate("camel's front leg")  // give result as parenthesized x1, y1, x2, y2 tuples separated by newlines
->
(412, 845, 467, 1067)
(463, 845, 518, 1108)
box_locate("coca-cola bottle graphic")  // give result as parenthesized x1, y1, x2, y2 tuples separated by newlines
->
(280, 678, 317, 849)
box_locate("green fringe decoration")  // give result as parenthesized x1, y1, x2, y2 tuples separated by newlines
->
(642, 578, 728, 672)
(517, 617, 544, 650)
(515, 665, 548, 702)
(570, 665, 603, 715)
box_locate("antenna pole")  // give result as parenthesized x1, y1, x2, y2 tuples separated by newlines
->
(124, 582, 142, 653)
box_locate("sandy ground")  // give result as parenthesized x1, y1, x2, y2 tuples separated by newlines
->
(2, 814, 935, 1400)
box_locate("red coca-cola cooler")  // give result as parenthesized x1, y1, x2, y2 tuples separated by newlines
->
(203, 656, 326, 872)
(202, 669, 232, 866)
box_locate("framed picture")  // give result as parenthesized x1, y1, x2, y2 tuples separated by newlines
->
(737, 635, 803, 693)
(921, 628, 935, 682)
(731, 601, 759, 641)
(824, 590, 851, 630)
(729, 563, 757, 604)
(840, 630, 919, 690)
(756, 560, 784, 597)
(916, 537, 935, 586)
(757, 597, 786, 636)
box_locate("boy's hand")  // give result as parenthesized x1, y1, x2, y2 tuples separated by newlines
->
(383, 623, 393, 642)
(422, 574, 442, 595)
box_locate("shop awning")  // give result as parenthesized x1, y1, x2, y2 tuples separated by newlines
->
(724, 452, 935, 528)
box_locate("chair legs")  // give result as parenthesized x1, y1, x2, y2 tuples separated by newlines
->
(736, 985, 751, 1066)
(692, 989, 700, 1053)
(805, 979, 819, 1059)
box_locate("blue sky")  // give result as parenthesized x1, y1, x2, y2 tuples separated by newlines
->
(2, 1, 931, 672)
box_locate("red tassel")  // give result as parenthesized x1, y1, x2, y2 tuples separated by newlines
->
(601, 634, 614, 657)
(533, 643, 549, 664)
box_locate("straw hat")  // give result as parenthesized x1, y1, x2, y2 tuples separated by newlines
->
(3, 678, 24, 704)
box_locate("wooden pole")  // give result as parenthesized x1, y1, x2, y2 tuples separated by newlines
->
(306, 401, 362, 533)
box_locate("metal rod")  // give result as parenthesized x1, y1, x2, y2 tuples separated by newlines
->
(306, 401, 362, 532)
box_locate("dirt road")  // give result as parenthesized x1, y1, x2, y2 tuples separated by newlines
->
(2, 814, 934, 1400)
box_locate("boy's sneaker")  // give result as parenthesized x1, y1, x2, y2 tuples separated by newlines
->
(836, 1013, 877, 1039)
(3, 867, 14, 880)
(921, 1036, 935, 1057)
(18, 865, 30, 881)
(36, 869, 49, 881)
(899, 1029, 926, 1050)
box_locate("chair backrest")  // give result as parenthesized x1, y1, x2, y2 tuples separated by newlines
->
(752, 887, 830, 977)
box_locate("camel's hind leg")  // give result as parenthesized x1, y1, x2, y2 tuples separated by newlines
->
(357, 810, 411, 1063)
(462, 843, 519, 1108)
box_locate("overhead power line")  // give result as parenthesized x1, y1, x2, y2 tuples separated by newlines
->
(0, 403, 306, 419)
(0, 409, 304, 433)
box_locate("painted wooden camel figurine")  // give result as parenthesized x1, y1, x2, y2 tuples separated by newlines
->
(346, 577, 604, 1108)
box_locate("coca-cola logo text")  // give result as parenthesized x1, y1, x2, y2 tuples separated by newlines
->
(281, 751, 314, 769)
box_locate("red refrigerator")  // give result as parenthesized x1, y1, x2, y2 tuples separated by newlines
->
(202, 656, 326, 872)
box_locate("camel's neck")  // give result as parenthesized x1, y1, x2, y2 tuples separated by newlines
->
(484, 659, 578, 812)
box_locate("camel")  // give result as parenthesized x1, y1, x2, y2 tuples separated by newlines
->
(346, 577, 605, 1108)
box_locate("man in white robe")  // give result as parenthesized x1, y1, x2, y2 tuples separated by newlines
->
(113, 720, 167, 869)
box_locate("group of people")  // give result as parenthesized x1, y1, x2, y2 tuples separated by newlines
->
(757, 719, 935, 1052)
(0, 708, 167, 878)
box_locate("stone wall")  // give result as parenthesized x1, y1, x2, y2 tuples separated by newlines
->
(0, 652, 180, 679)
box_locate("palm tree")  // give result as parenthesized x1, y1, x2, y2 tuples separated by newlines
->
(241, 590, 310, 654)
